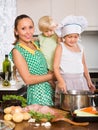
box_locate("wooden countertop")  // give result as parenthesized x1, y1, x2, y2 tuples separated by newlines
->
(0, 113, 98, 130)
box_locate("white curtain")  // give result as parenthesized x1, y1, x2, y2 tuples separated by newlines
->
(0, 0, 16, 70)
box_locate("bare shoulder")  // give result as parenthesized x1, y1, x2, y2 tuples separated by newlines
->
(12, 48, 21, 56)
(12, 48, 24, 62)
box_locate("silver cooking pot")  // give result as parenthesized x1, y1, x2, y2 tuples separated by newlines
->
(60, 90, 97, 112)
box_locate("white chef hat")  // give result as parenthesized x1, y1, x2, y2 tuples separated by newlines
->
(55, 15, 88, 37)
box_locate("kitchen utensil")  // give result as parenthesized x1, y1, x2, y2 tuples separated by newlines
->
(0, 120, 15, 130)
(51, 117, 89, 126)
(73, 115, 98, 122)
(88, 94, 98, 107)
(0, 120, 7, 130)
(60, 90, 94, 112)
(72, 106, 98, 122)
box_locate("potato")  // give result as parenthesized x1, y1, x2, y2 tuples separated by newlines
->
(12, 113, 24, 123)
(23, 112, 31, 120)
(4, 114, 13, 121)
(11, 106, 23, 115)
(4, 107, 12, 114)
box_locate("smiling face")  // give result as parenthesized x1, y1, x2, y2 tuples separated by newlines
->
(64, 33, 79, 47)
(15, 17, 34, 44)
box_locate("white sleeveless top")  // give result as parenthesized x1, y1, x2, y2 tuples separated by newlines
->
(60, 42, 84, 74)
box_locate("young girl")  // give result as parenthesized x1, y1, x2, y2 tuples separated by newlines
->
(54, 16, 95, 106)
(9, 14, 55, 106)
(38, 16, 58, 71)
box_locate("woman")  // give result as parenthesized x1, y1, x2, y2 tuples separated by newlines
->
(9, 14, 55, 106)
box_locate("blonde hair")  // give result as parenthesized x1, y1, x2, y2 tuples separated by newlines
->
(38, 16, 57, 32)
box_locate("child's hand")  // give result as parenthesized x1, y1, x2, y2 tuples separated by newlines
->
(88, 81, 96, 93)
(57, 81, 67, 94)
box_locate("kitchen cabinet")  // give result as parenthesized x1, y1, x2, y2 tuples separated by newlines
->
(81, 31, 98, 72)
(52, 0, 75, 22)
(0, 85, 27, 101)
(17, 0, 52, 34)
(0, 75, 27, 101)
(51, 0, 98, 30)
(75, 0, 98, 30)
(17, 0, 98, 32)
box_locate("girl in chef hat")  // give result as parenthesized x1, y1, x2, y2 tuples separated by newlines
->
(53, 15, 95, 106)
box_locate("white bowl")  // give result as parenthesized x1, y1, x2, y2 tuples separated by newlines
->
(0, 120, 8, 130)
(0, 120, 15, 130)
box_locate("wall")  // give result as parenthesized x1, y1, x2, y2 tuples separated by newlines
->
(81, 31, 98, 72)
(17, 0, 52, 34)
(17, 0, 98, 31)
(17, 0, 98, 71)
(0, 0, 16, 71)
(17, 0, 98, 72)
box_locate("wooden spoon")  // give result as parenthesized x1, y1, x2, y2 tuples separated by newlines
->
(51, 117, 89, 126)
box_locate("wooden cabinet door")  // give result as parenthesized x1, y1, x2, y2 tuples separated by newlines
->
(17, 0, 51, 33)
(75, 0, 98, 30)
(52, 0, 98, 30)
(51, 0, 75, 23)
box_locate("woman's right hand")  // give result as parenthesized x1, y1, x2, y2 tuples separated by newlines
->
(48, 70, 56, 80)
(48, 80, 56, 89)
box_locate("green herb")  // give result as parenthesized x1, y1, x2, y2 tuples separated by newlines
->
(2, 95, 27, 107)
(29, 110, 54, 122)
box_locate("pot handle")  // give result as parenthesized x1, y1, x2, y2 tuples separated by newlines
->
(88, 94, 98, 107)
(88, 94, 98, 98)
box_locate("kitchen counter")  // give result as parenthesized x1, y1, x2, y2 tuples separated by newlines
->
(0, 113, 98, 130)
(0, 78, 25, 91)
(0, 83, 27, 100)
